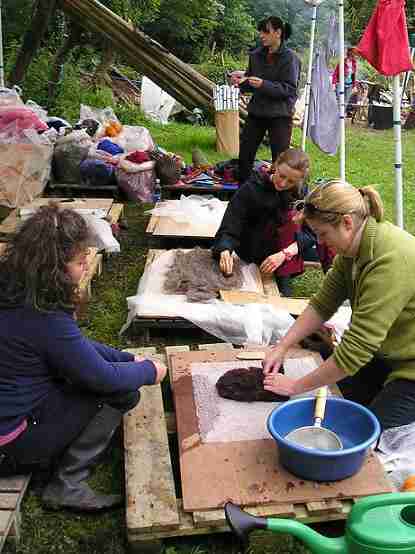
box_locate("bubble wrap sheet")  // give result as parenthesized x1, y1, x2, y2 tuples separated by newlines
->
(191, 357, 319, 443)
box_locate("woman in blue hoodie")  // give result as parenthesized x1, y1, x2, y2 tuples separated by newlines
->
(0, 204, 166, 512)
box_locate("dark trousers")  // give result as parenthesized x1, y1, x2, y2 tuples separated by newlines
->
(338, 357, 415, 430)
(0, 384, 140, 476)
(239, 114, 293, 183)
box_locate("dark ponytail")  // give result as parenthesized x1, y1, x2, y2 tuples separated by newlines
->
(258, 16, 292, 41)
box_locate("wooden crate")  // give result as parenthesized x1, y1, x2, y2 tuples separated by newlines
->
(123, 344, 381, 551)
(0, 475, 31, 552)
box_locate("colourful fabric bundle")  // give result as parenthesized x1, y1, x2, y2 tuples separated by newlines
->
(125, 150, 150, 164)
(97, 139, 124, 156)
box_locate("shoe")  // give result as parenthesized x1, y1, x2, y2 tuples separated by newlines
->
(42, 405, 123, 512)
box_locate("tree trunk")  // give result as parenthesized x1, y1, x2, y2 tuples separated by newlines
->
(93, 40, 115, 86)
(48, 21, 83, 107)
(8, 0, 59, 87)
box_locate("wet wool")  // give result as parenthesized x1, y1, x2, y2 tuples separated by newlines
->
(163, 247, 244, 302)
(216, 366, 289, 402)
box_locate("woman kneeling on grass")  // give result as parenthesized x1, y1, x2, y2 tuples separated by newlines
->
(0, 203, 167, 512)
(263, 180, 415, 430)
(212, 148, 330, 296)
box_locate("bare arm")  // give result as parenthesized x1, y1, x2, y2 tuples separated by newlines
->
(263, 355, 348, 397)
(263, 305, 325, 373)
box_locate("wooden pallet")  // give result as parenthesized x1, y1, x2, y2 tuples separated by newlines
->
(131, 249, 279, 343)
(0, 199, 124, 314)
(145, 200, 228, 249)
(0, 475, 31, 552)
(124, 344, 375, 551)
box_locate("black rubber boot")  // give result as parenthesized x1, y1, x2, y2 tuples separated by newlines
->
(41, 405, 123, 512)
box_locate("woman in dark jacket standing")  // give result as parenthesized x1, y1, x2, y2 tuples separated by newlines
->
(232, 16, 301, 183)
(212, 149, 318, 295)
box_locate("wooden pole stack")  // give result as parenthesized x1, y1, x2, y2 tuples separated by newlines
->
(61, 0, 247, 119)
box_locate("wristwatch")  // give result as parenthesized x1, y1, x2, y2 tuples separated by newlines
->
(282, 248, 295, 262)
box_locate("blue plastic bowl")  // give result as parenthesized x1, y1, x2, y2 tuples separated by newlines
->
(267, 397, 381, 481)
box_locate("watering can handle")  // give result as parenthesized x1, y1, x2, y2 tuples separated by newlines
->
(351, 492, 415, 521)
(314, 386, 328, 424)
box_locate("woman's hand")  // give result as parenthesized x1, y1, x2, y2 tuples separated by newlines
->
(220, 250, 234, 276)
(262, 346, 285, 375)
(260, 252, 285, 274)
(248, 76, 263, 88)
(263, 372, 298, 397)
(153, 361, 167, 384)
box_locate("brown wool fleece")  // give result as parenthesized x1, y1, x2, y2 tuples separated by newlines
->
(216, 367, 289, 402)
(164, 247, 243, 303)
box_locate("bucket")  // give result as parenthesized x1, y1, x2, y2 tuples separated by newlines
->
(267, 397, 381, 481)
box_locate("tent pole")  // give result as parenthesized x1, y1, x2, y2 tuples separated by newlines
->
(301, 4, 318, 151)
(393, 74, 404, 228)
(0, 0, 4, 88)
(338, 0, 345, 180)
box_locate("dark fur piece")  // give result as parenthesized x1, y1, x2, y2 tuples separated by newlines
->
(163, 247, 243, 302)
(216, 367, 289, 402)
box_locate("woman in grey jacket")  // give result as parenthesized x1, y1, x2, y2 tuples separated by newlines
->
(232, 16, 301, 183)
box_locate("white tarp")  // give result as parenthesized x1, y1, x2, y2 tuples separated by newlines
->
(140, 77, 178, 124)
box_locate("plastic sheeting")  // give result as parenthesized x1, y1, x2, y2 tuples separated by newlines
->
(146, 195, 227, 226)
(120, 249, 295, 343)
(0, 143, 53, 208)
(376, 421, 415, 490)
(140, 77, 177, 125)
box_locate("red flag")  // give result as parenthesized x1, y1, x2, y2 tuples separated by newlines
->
(356, 0, 413, 76)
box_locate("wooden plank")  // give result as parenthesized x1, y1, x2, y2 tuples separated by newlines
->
(306, 500, 343, 516)
(0, 494, 19, 510)
(19, 197, 113, 212)
(107, 203, 123, 225)
(128, 499, 354, 543)
(261, 272, 280, 297)
(220, 290, 309, 316)
(165, 346, 190, 381)
(170, 348, 393, 512)
(0, 511, 14, 551)
(197, 343, 234, 351)
(0, 210, 18, 235)
(124, 384, 180, 534)
(79, 249, 102, 296)
(0, 476, 29, 493)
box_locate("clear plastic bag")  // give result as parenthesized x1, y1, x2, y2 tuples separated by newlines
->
(53, 130, 93, 183)
(0, 143, 53, 208)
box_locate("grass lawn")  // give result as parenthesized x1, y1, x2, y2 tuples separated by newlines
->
(4, 120, 415, 554)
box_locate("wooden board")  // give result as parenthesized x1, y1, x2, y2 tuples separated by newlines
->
(0, 198, 114, 237)
(220, 290, 309, 315)
(123, 348, 179, 534)
(170, 349, 392, 512)
(146, 200, 227, 239)
(0, 474, 30, 550)
(125, 344, 368, 546)
(135, 249, 265, 319)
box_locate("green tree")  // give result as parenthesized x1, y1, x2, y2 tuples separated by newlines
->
(142, 0, 221, 61)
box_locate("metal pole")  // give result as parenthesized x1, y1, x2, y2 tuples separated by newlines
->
(393, 75, 404, 228)
(0, 0, 4, 88)
(301, 4, 318, 151)
(338, 0, 346, 180)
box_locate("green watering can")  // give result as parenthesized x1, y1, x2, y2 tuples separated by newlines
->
(225, 493, 415, 553)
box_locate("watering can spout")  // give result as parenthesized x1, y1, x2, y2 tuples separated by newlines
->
(225, 502, 346, 554)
